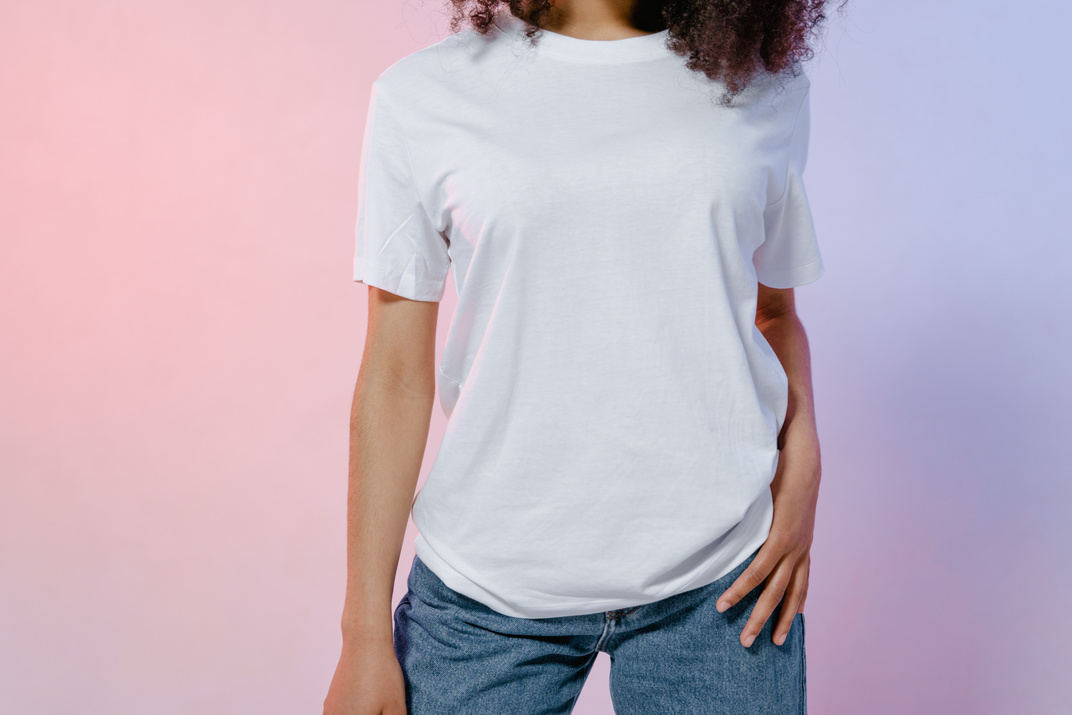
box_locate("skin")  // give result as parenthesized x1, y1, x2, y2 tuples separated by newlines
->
(732, 281, 822, 649)
(324, 288, 439, 715)
(535, 0, 660, 38)
(325, 3, 822, 710)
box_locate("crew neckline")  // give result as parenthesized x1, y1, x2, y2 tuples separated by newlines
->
(492, 12, 670, 63)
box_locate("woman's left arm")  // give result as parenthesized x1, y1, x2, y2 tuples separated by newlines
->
(715, 283, 822, 648)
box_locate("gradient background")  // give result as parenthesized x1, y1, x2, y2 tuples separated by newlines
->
(1, 0, 1069, 713)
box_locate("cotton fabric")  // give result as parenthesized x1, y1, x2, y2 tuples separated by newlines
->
(354, 10, 825, 619)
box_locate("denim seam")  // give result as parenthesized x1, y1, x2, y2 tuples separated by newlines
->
(800, 612, 808, 714)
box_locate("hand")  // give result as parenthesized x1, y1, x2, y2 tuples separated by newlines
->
(714, 440, 820, 647)
(323, 632, 407, 715)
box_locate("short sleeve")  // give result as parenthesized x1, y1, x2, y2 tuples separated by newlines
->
(753, 87, 825, 289)
(354, 85, 451, 302)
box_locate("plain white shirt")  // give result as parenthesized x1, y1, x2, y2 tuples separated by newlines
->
(354, 10, 825, 618)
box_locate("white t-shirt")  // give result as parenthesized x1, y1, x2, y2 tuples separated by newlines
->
(354, 10, 824, 619)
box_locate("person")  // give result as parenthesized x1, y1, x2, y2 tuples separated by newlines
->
(325, 0, 838, 712)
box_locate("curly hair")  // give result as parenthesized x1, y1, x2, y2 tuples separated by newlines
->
(447, 0, 847, 105)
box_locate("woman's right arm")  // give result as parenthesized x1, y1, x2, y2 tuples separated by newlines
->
(325, 286, 441, 715)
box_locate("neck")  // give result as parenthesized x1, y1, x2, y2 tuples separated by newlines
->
(522, 0, 657, 40)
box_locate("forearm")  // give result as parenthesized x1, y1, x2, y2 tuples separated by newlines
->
(756, 311, 821, 467)
(340, 369, 434, 646)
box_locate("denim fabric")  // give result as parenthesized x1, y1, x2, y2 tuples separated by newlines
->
(393, 545, 806, 714)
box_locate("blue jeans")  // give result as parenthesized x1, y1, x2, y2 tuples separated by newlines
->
(393, 545, 806, 714)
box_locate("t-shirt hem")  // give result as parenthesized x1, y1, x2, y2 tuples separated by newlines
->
(354, 258, 446, 302)
(756, 256, 825, 289)
(411, 490, 775, 619)
(413, 536, 647, 618)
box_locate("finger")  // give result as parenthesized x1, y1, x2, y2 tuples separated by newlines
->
(738, 556, 795, 647)
(797, 554, 810, 614)
(771, 558, 808, 645)
(716, 543, 781, 613)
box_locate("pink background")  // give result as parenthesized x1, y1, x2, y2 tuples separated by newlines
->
(1, 0, 1069, 712)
